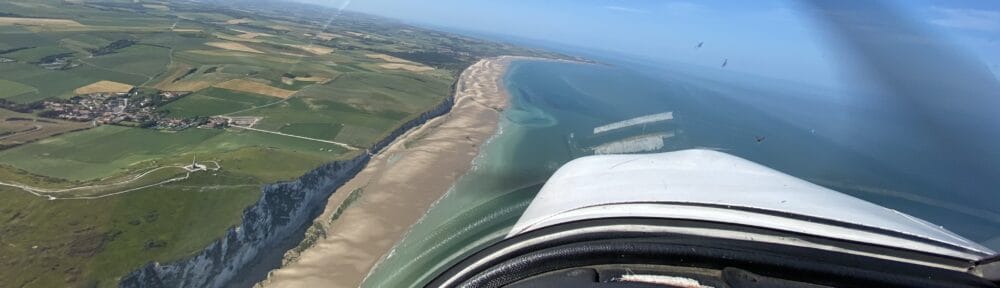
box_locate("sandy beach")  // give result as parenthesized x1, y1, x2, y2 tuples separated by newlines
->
(256, 56, 524, 288)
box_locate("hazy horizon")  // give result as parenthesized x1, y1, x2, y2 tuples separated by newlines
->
(295, 0, 999, 88)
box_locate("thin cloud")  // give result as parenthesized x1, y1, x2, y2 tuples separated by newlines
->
(659, 1, 709, 17)
(605, 6, 648, 14)
(930, 7, 1000, 32)
(662, 2, 704, 13)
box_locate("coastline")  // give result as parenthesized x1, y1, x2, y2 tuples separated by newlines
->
(255, 56, 527, 288)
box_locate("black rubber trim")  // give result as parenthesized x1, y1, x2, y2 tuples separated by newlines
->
(427, 218, 993, 288)
(457, 239, 991, 288)
(551, 201, 990, 257)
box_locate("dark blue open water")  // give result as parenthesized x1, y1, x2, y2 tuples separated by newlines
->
(363, 60, 1000, 287)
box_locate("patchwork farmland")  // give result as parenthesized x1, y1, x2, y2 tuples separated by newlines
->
(0, 0, 566, 287)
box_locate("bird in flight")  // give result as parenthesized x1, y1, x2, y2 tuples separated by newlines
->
(721, 58, 728, 68)
(696, 42, 704, 48)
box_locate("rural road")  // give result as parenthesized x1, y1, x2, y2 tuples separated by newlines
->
(0, 165, 196, 200)
(0, 125, 41, 140)
(227, 124, 361, 151)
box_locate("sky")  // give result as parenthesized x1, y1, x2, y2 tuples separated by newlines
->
(300, 0, 999, 88)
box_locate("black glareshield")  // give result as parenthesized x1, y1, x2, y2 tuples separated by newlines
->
(428, 218, 997, 288)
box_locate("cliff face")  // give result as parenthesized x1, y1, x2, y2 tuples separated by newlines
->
(119, 95, 455, 288)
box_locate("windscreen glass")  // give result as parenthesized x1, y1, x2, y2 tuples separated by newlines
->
(0, 0, 995, 287)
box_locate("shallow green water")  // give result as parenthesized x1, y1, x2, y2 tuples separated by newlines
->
(363, 60, 1000, 287)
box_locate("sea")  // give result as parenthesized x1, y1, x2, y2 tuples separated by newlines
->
(362, 58, 1000, 287)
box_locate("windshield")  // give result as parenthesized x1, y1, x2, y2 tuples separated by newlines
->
(0, 0, 996, 287)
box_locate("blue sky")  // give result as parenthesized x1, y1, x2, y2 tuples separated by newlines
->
(302, 0, 999, 87)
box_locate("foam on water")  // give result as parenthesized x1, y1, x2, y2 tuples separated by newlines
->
(362, 59, 1000, 288)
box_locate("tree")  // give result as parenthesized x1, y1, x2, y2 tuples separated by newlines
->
(37, 110, 61, 118)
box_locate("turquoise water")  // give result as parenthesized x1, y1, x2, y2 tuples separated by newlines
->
(363, 60, 1000, 287)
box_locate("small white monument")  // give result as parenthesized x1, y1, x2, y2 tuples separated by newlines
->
(183, 155, 208, 172)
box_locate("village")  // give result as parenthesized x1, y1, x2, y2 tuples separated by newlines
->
(40, 89, 231, 131)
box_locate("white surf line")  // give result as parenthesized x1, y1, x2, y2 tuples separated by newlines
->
(593, 112, 673, 135)
(228, 124, 360, 151)
(380, 199, 534, 284)
(591, 132, 676, 155)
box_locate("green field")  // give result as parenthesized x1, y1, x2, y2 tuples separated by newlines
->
(162, 87, 279, 118)
(0, 0, 566, 286)
(173, 49, 342, 78)
(0, 108, 91, 149)
(0, 173, 262, 288)
(234, 71, 451, 146)
(272, 78, 318, 90)
(0, 79, 39, 102)
(59, 34, 111, 51)
(0, 124, 346, 182)
(85, 44, 172, 78)
(278, 122, 344, 140)
(3, 46, 73, 62)
(0, 28, 50, 50)
(0, 126, 216, 181)
(0, 62, 148, 99)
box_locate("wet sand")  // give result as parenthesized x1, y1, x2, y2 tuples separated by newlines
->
(255, 56, 525, 288)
